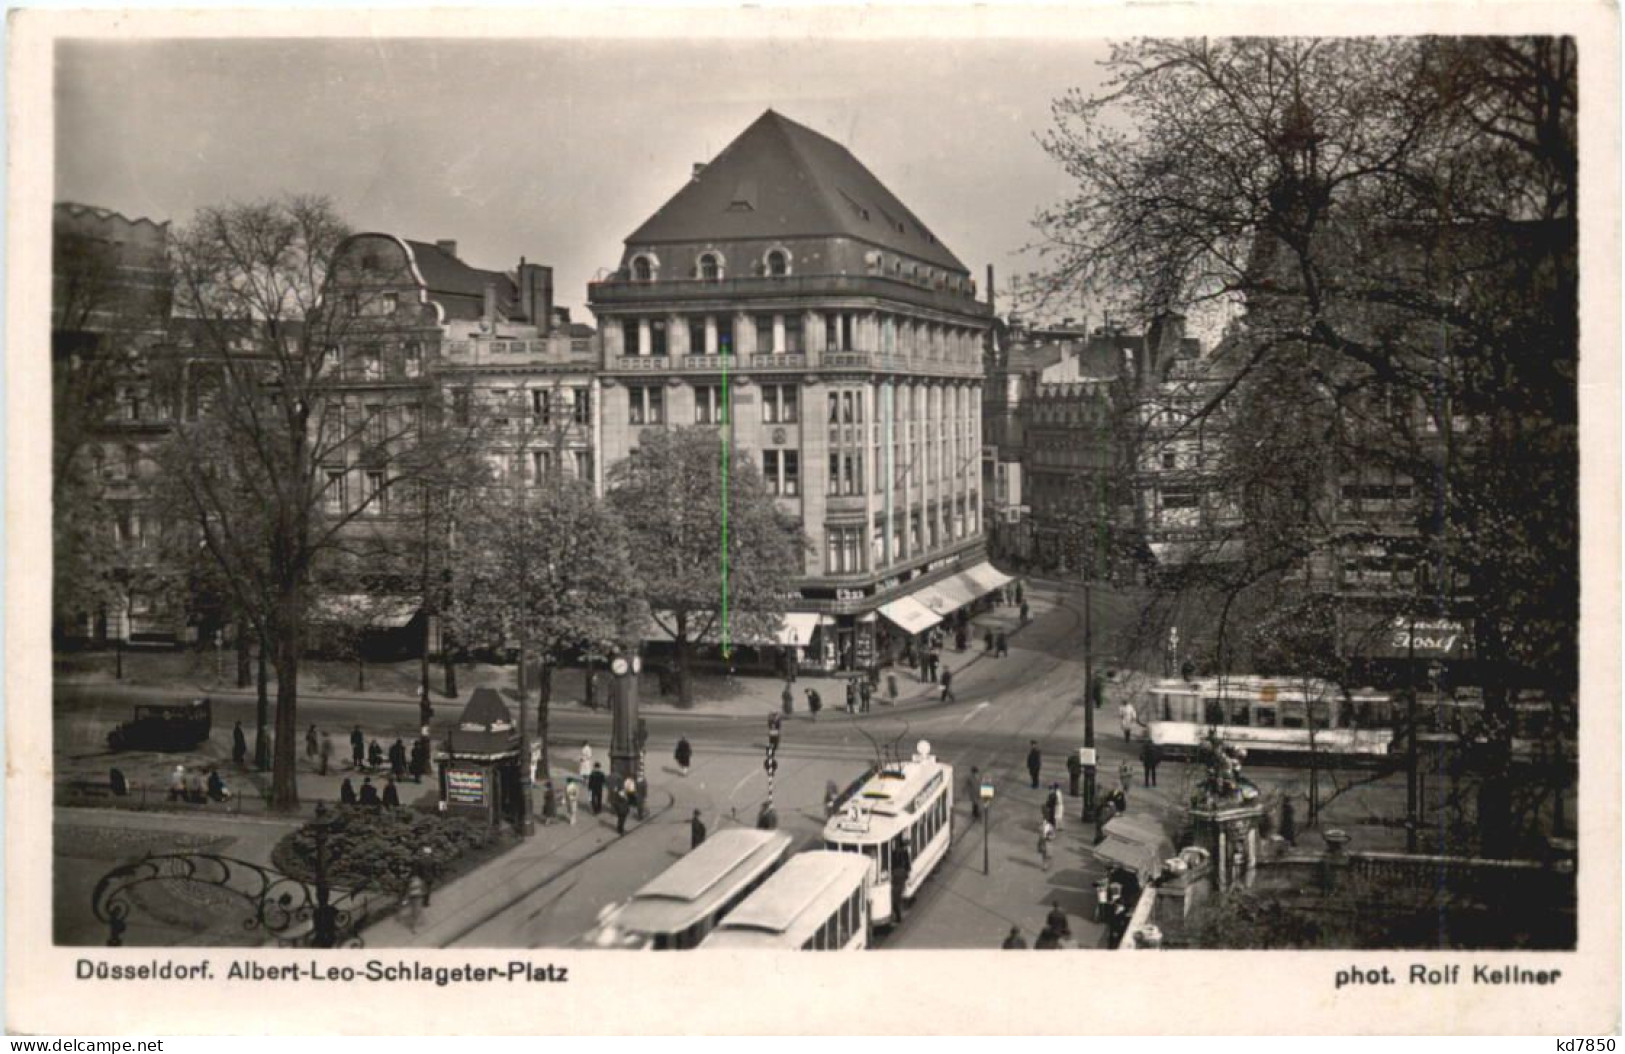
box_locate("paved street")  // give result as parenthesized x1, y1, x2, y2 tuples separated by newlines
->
(52, 576, 1462, 951)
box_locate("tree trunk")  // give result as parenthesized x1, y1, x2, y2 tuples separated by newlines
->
(675, 614, 694, 708)
(235, 619, 252, 688)
(443, 650, 458, 698)
(269, 589, 303, 812)
(254, 633, 271, 771)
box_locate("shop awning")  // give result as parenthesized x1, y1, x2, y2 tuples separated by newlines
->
(877, 595, 942, 635)
(914, 561, 1017, 616)
(963, 562, 1014, 595)
(646, 610, 829, 646)
(310, 594, 420, 628)
(775, 612, 829, 646)
(1093, 815, 1175, 879)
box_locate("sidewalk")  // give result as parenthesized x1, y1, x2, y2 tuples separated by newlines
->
(55, 588, 1063, 726)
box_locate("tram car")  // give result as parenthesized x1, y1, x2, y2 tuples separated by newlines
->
(1145, 677, 1395, 765)
(821, 743, 952, 928)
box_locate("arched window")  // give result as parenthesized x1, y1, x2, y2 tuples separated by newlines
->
(765, 248, 790, 277)
(698, 252, 722, 281)
(631, 255, 655, 282)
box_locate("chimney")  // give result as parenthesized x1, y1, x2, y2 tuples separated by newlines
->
(692, 162, 707, 181)
(986, 264, 996, 312)
(435, 239, 458, 259)
(518, 262, 555, 337)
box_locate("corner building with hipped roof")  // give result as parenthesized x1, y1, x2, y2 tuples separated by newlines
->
(589, 110, 1002, 673)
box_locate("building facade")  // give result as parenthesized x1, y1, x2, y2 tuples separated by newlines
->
(589, 110, 998, 671)
(52, 202, 177, 643)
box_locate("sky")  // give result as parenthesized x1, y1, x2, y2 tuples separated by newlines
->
(55, 37, 1114, 323)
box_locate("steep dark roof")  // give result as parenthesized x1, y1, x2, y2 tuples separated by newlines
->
(626, 110, 967, 273)
(457, 686, 514, 730)
(403, 240, 518, 315)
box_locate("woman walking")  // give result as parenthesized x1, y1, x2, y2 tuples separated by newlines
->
(674, 736, 693, 777)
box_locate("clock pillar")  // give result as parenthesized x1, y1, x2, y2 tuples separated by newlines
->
(609, 653, 643, 786)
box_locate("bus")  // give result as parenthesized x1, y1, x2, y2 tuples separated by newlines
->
(698, 851, 873, 951)
(1146, 676, 1395, 764)
(821, 743, 953, 928)
(578, 828, 794, 949)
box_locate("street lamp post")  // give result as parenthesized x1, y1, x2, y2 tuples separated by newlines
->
(979, 778, 995, 875)
(310, 802, 338, 948)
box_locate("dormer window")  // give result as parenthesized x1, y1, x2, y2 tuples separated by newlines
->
(698, 252, 723, 282)
(631, 254, 656, 282)
(765, 248, 790, 277)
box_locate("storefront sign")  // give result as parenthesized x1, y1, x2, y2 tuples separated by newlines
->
(1346, 614, 1474, 660)
(447, 767, 487, 805)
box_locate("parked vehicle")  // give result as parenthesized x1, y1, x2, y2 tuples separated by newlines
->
(106, 697, 213, 752)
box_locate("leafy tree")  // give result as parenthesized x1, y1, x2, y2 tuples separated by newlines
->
(158, 196, 478, 810)
(444, 460, 642, 782)
(1035, 38, 1577, 854)
(606, 426, 807, 707)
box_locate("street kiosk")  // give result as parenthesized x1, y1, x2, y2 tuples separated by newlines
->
(438, 687, 523, 828)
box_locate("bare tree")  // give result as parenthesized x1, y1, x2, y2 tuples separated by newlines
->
(157, 196, 479, 810)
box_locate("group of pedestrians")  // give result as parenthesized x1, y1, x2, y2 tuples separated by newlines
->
(1001, 899, 1079, 949)
(843, 677, 874, 714)
(301, 724, 429, 782)
(574, 743, 645, 836)
(337, 773, 402, 808)
(165, 763, 233, 804)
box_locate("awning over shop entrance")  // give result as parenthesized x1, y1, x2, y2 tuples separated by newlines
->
(877, 595, 942, 636)
(645, 610, 830, 646)
(775, 612, 830, 646)
(912, 561, 1015, 617)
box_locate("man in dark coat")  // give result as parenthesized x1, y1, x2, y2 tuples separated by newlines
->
(359, 777, 380, 807)
(1002, 927, 1027, 949)
(1141, 739, 1161, 787)
(382, 778, 401, 808)
(940, 669, 955, 704)
(805, 689, 822, 719)
(1026, 741, 1042, 789)
(350, 725, 365, 769)
(389, 738, 408, 779)
(675, 736, 693, 776)
(410, 738, 429, 782)
(612, 787, 630, 835)
(996, 632, 1009, 657)
(1066, 750, 1083, 797)
(859, 678, 872, 713)
(967, 766, 983, 821)
(368, 739, 384, 771)
(232, 721, 248, 765)
(1046, 900, 1070, 938)
(781, 682, 794, 715)
(588, 763, 606, 814)
(690, 809, 707, 849)
(340, 777, 357, 805)
(891, 838, 912, 924)
(845, 679, 858, 714)
(1280, 798, 1298, 847)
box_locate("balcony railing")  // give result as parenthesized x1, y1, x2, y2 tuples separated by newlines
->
(441, 338, 597, 368)
(612, 355, 671, 371)
(749, 353, 809, 369)
(588, 272, 994, 319)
